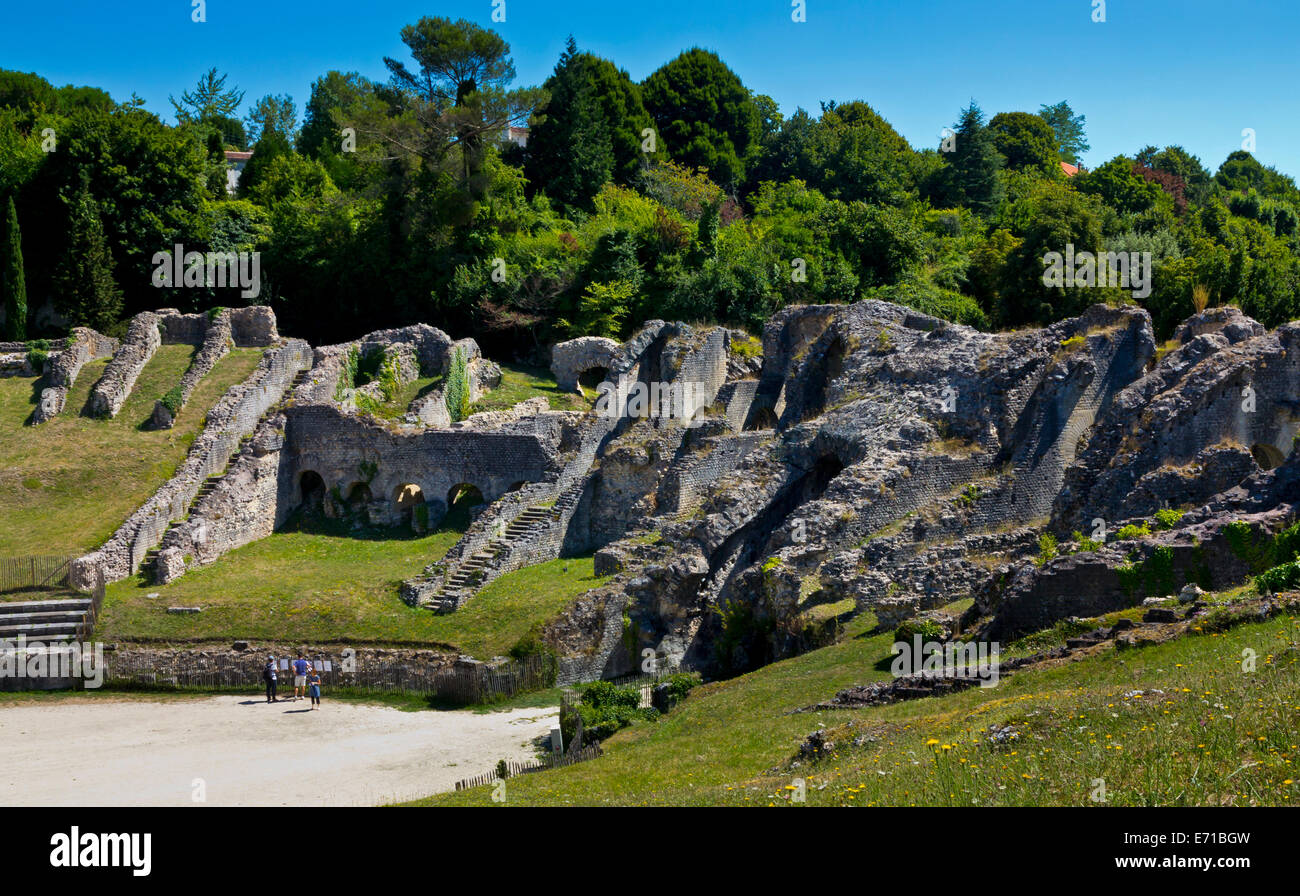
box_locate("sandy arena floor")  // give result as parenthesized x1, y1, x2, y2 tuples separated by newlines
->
(0, 694, 558, 806)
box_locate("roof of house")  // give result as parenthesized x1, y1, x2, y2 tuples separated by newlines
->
(1060, 161, 1080, 177)
(224, 150, 253, 162)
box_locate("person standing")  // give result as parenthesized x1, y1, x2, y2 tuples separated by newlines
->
(292, 651, 310, 701)
(307, 667, 322, 710)
(263, 655, 278, 703)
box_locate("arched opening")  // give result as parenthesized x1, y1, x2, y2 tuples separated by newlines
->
(299, 471, 325, 513)
(447, 483, 485, 511)
(1251, 443, 1286, 471)
(578, 366, 610, 392)
(746, 406, 778, 431)
(394, 483, 427, 531)
(346, 482, 373, 523)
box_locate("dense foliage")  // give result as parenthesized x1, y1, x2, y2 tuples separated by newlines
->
(3, 20, 1300, 352)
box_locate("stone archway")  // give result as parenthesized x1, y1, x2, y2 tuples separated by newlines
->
(346, 482, 373, 523)
(1251, 442, 1286, 471)
(299, 470, 326, 513)
(447, 483, 485, 512)
(578, 366, 610, 392)
(746, 406, 778, 431)
(394, 483, 427, 531)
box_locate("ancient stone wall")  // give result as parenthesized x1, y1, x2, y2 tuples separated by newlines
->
(284, 404, 560, 528)
(70, 338, 313, 588)
(87, 311, 161, 418)
(30, 327, 117, 423)
(551, 336, 619, 392)
(150, 310, 233, 429)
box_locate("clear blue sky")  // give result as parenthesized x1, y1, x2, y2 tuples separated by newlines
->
(5, 0, 1299, 179)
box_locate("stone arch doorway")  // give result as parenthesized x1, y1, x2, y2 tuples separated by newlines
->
(299, 470, 326, 513)
(746, 406, 778, 431)
(578, 366, 610, 392)
(447, 483, 486, 517)
(346, 482, 373, 523)
(394, 483, 427, 531)
(1251, 442, 1286, 471)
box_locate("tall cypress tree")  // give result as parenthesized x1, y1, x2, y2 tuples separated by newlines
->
(0, 195, 26, 340)
(53, 185, 123, 331)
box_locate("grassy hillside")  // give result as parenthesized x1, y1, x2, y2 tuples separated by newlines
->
(414, 606, 1300, 806)
(99, 515, 606, 656)
(0, 346, 265, 557)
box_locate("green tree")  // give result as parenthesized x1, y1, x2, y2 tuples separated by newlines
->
(1076, 156, 1165, 216)
(989, 111, 1060, 174)
(53, 184, 123, 331)
(20, 105, 209, 318)
(1, 195, 26, 340)
(1038, 101, 1089, 165)
(525, 38, 615, 212)
(171, 68, 244, 124)
(244, 94, 297, 146)
(641, 48, 761, 191)
(381, 16, 546, 187)
(444, 346, 471, 421)
(238, 129, 293, 199)
(944, 103, 1004, 217)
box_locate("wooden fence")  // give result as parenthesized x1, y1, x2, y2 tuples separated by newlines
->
(453, 744, 604, 791)
(0, 556, 75, 593)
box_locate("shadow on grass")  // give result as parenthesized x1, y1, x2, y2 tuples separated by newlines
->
(278, 502, 474, 544)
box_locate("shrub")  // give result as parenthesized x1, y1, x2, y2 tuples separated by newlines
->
(659, 672, 700, 701)
(1154, 508, 1185, 530)
(1059, 334, 1085, 352)
(159, 384, 185, 416)
(335, 346, 359, 400)
(730, 333, 762, 359)
(444, 347, 470, 422)
(1072, 530, 1103, 553)
(1255, 561, 1300, 595)
(894, 617, 945, 644)
(564, 681, 658, 743)
(1224, 520, 1275, 573)
(26, 348, 48, 373)
(1034, 532, 1059, 567)
(1115, 522, 1151, 540)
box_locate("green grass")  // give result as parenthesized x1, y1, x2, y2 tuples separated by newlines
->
(0, 346, 265, 556)
(471, 362, 593, 414)
(411, 607, 1300, 806)
(99, 512, 607, 656)
(360, 375, 441, 422)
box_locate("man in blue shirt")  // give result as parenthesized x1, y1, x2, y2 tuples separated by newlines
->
(292, 651, 310, 701)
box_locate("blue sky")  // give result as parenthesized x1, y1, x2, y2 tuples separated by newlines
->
(5, 0, 1299, 179)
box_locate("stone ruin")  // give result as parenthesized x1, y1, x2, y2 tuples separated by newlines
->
(32, 298, 1300, 686)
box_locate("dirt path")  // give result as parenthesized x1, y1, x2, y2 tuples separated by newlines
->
(0, 695, 558, 806)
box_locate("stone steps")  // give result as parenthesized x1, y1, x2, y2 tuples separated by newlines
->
(0, 598, 92, 642)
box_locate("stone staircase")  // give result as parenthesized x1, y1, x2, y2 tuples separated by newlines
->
(422, 500, 569, 613)
(0, 597, 93, 644)
(140, 365, 314, 578)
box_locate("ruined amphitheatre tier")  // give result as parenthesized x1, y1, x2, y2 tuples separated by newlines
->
(48, 300, 1300, 685)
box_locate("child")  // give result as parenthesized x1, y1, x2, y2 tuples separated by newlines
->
(307, 666, 322, 709)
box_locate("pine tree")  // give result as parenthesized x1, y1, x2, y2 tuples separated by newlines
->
(948, 103, 1004, 217)
(526, 38, 615, 212)
(1, 195, 26, 341)
(53, 186, 123, 331)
